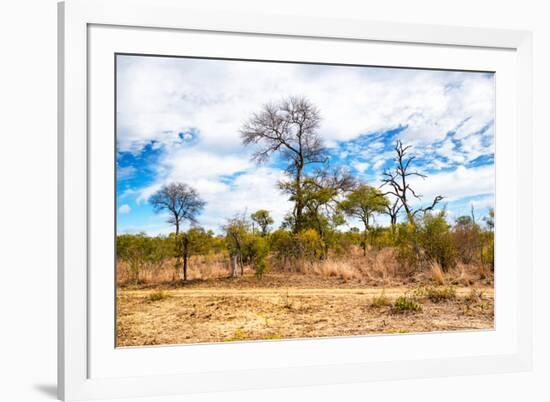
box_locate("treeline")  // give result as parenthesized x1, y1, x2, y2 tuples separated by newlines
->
(117, 96, 495, 283)
(117, 206, 494, 284)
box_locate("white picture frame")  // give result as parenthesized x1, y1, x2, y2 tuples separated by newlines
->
(58, 0, 533, 400)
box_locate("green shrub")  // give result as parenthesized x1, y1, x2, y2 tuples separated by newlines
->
(248, 236, 270, 278)
(270, 229, 294, 264)
(395, 223, 420, 271)
(417, 211, 457, 272)
(392, 295, 423, 313)
(117, 233, 174, 284)
(270, 228, 324, 269)
(415, 285, 456, 303)
(395, 212, 458, 273)
(295, 229, 324, 261)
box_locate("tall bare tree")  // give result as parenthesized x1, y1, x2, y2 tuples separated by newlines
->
(150, 182, 205, 280)
(241, 96, 327, 232)
(381, 140, 443, 226)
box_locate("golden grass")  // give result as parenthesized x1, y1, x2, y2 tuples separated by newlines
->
(115, 244, 494, 347)
(148, 290, 169, 302)
(430, 261, 446, 285)
(117, 247, 493, 289)
(117, 254, 231, 286)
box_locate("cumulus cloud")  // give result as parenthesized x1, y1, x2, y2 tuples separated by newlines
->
(407, 165, 495, 206)
(117, 56, 494, 154)
(116, 55, 495, 234)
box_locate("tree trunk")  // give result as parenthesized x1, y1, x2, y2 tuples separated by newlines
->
(294, 164, 304, 233)
(174, 219, 181, 279)
(183, 252, 188, 281)
(390, 217, 397, 241)
(362, 218, 369, 257)
(230, 254, 237, 277)
(182, 235, 189, 281)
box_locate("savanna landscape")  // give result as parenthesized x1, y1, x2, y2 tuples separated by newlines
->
(116, 56, 495, 347)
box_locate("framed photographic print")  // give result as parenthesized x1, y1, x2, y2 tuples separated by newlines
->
(58, 0, 533, 400)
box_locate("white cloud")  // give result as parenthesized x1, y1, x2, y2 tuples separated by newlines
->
(117, 56, 494, 156)
(116, 56, 495, 235)
(470, 195, 495, 210)
(353, 161, 369, 173)
(196, 168, 292, 233)
(118, 204, 131, 214)
(407, 165, 495, 206)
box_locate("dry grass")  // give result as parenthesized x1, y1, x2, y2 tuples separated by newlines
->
(117, 254, 231, 286)
(414, 285, 456, 303)
(148, 290, 169, 302)
(116, 274, 494, 347)
(117, 248, 493, 289)
(115, 247, 494, 346)
(430, 262, 446, 285)
(295, 247, 402, 286)
(370, 289, 391, 308)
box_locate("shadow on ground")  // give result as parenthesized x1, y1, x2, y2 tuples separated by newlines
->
(34, 384, 57, 399)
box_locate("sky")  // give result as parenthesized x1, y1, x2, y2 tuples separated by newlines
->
(116, 55, 495, 235)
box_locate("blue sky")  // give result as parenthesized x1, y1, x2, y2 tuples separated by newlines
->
(116, 55, 495, 235)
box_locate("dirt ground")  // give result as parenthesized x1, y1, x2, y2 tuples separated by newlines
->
(116, 272, 494, 347)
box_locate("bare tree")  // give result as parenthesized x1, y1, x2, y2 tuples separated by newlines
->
(381, 140, 443, 226)
(149, 183, 205, 280)
(241, 96, 327, 232)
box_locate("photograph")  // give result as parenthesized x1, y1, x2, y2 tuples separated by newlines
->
(115, 54, 495, 347)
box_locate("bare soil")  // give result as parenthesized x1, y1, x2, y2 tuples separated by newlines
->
(116, 272, 494, 347)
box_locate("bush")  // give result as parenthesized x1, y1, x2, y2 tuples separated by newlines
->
(270, 229, 294, 265)
(149, 290, 169, 302)
(369, 226, 394, 250)
(248, 236, 270, 278)
(392, 295, 423, 313)
(417, 211, 457, 272)
(326, 230, 355, 256)
(270, 228, 324, 270)
(117, 233, 174, 284)
(295, 229, 324, 261)
(452, 216, 480, 264)
(395, 212, 458, 273)
(414, 285, 456, 303)
(395, 223, 420, 272)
